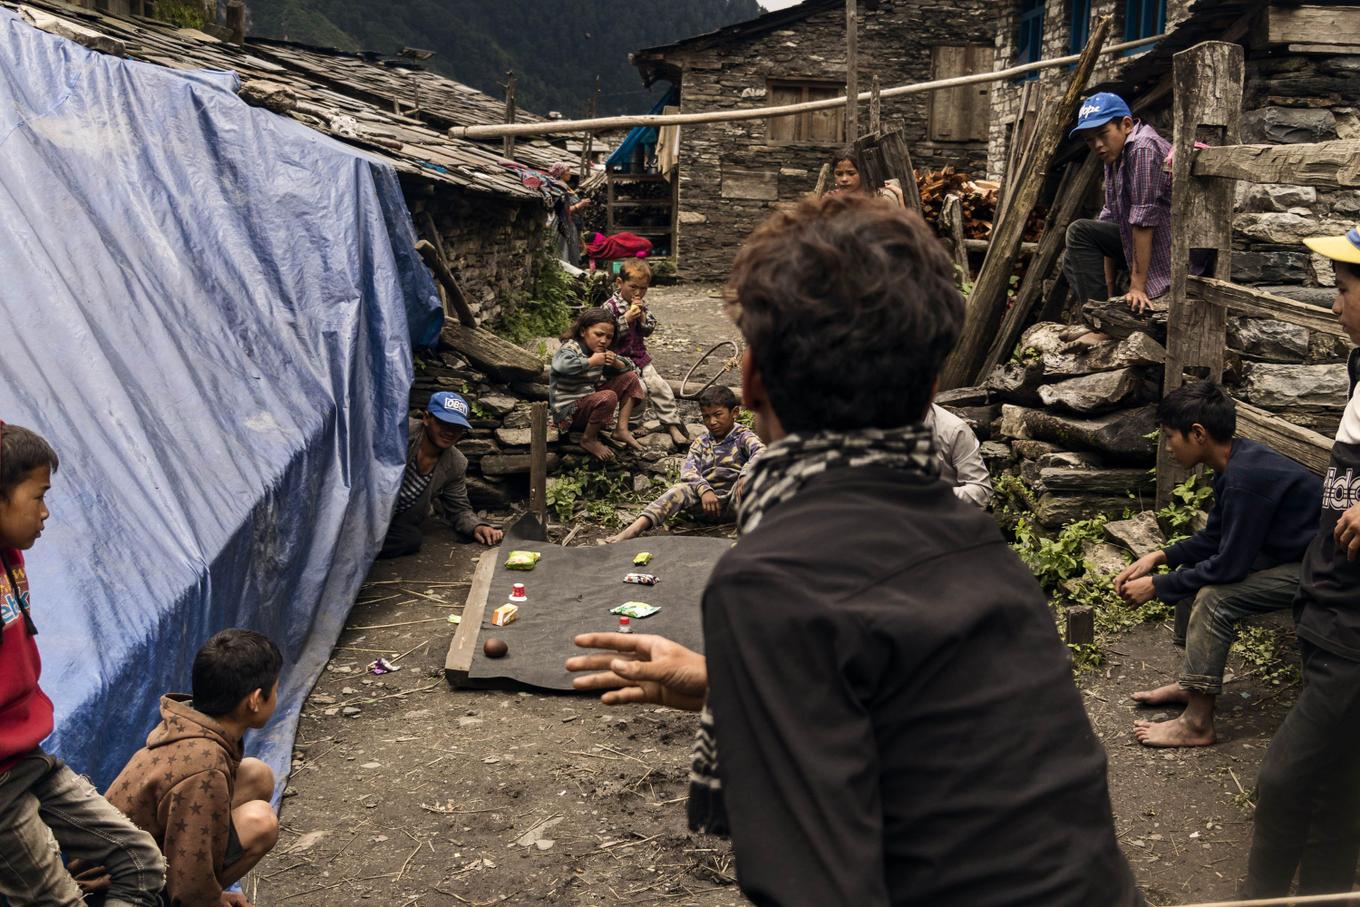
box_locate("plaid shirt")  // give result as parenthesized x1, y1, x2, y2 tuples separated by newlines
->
(1099, 121, 1173, 299)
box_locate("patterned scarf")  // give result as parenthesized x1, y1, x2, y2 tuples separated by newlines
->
(687, 424, 939, 835)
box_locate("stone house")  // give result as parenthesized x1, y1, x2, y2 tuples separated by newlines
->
(630, 0, 998, 278)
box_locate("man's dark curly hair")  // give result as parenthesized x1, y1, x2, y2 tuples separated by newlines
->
(725, 193, 963, 434)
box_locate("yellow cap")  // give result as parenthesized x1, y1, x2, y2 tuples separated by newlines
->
(1304, 227, 1360, 264)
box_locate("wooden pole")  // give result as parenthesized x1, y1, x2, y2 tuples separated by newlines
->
(450, 34, 1166, 140)
(1156, 40, 1243, 505)
(529, 402, 549, 526)
(845, 0, 859, 142)
(869, 74, 882, 135)
(943, 194, 970, 284)
(225, 0, 245, 43)
(580, 77, 599, 176)
(502, 71, 517, 160)
(416, 240, 477, 328)
(939, 16, 1112, 390)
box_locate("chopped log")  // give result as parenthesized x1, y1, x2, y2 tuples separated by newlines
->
(940, 16, 1112, 389)
(1235, 400, 1333, 475)
(1021, 404, 1159, 461)
(1065, 606, 1095, 647)
(1189, 276, 1346, 338)
(1039, 466, 1154, 494)
(1193, 140, 1360, 189)
(441, 322, 546, 384)
(1159, 40, 1242, 504)
(979, 152, 1103, 378)
(417, 241, 477, 328)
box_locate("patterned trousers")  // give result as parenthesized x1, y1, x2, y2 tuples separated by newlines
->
(642, 483, 737, 527)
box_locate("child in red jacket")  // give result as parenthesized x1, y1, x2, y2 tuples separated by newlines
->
(0, 422, 164, 906)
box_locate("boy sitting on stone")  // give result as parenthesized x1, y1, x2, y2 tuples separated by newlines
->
(607, 386, 763, 543)
(107, 629, 283, 907)
(1114, 381, 1319, 747)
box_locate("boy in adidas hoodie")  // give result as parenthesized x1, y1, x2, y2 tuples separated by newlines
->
(0, 422, 164, 905)
(107, 629, 281, 907)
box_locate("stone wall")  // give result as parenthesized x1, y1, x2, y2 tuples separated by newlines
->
(988, 0, 1195, 179)
(661, 0, 996, 278)
(406, 184, 551, 325)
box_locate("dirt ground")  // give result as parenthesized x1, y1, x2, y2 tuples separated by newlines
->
(250, 283, 1302, 906)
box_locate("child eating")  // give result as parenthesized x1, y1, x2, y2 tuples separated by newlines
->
(607, 386, 764, 543)
(550, 308, 646, 461)
(602, 260, 689, 446)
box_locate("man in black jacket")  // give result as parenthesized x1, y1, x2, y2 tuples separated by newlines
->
(568, 194, 1141, 906)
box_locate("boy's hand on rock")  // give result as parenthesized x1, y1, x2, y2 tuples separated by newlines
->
(567, 633, 707, 711)
(1125, 288, 1154, 314)
(701, 491, 721, 517)
(1335, 503, 1360, 561)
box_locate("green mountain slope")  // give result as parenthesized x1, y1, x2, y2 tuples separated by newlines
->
(248, 0, 764, 115)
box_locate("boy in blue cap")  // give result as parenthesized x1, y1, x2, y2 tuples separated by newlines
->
(1063, 92, 1176, 314)
(1244, 226, 1360, 897)
(378, 392, 503, 558)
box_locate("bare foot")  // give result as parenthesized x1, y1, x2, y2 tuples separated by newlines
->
(668, 425, 689, 445)
(581, 438, 615, 462)
(1131, 683, 1190, 707)
(611, 429, 645, 451)
(1133, 714, 1216, 748)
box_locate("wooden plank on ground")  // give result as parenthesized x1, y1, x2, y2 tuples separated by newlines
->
(1193, 140, 1360, 189)
(445, 549, 498, 685)
(939, 16, 1112, 389)
(1189, 276, 1345, 337)
(1236, 400, 1333, 475)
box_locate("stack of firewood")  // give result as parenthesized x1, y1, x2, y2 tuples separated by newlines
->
(916, 167, 1047, 243)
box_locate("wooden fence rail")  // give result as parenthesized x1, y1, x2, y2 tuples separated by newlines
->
(1158, 41, 1345, 500)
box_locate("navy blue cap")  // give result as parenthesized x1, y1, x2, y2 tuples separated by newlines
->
(1070, 92, 1133, 138)
(428, 391, 472, 429)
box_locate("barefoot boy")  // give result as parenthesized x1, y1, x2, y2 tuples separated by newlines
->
(607, 386, 762, 543)
(0, 422, 165, 906)
(1114, 382, 1319, 747)
(106, 629, 282, 907)
(1245, 227, 1360, 896)
(601, 260, 689, 447)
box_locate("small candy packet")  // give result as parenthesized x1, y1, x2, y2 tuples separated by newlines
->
(610, 601, 661, 619)
(505, 550, 541, 570)
(367, 657, 401, 675)
(623, 572, 658, 585)
(633, 552, 653, 566)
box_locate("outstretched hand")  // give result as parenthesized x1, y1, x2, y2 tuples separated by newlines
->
(566, 633, 707, 711)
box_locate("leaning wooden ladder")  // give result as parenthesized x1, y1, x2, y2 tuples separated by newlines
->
(1156, 39, 1360, 502)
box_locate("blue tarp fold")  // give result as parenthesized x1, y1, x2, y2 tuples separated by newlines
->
(0, 8, 442, 791)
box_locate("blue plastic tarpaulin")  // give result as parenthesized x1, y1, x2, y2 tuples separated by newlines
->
(606, 86, 678, 171)
(0, 8, 442, 792)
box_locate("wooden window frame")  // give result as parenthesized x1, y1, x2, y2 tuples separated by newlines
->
(766, 79, 846, 145)
(1122, 0, 1166, 49)
(1015, 0, 1045, 80)
(1069, 0, 1092, 54)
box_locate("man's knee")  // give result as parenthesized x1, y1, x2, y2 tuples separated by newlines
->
(1066, 218, 1099, 247)
(233, 800, 279, 857)
(235, 759, 275, 806)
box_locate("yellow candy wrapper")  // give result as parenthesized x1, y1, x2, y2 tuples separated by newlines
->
(505, 550, 541, 570)
(633, 552, 653, 566)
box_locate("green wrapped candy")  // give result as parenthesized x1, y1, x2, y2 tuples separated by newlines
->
(505, 550, 541, 570)
(610, 601, 660, 619)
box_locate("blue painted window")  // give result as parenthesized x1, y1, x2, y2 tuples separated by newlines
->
(1123, 0, 1166, 50)
(1016, 0, 1045, 80)
(1069, 0, 1092, 54)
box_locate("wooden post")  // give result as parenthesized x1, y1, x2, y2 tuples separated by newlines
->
(978, 152, 1102, 378)
(502, 71, 517, 160)
(869, 74, 882, 135)
(939, 16, 1112, 390)
(855, 127, 923, 213)
(225, 0, 245, 43)
(814, 162, 832, 197)
(416, 241, 477, 328)
(1157, 41, 1243, 504)
(845, 0, 859, 142)
(580, 78, 599, 176)
(1065, 606, 1095, 647)
(530, 402, 549, 526)
(943, 194, 970, 284)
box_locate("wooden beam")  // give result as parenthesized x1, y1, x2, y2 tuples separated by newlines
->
(1236, 400, 1333, 475)
(502, 71, 517, 160)
(845, 0, 859, 142)
(444, 549, 497, 685)
(416, 240, 477, 328)
(449, 34, 1166, 140)
(1158, 40, 1243, 505)
(869, 74, 882, 135)
(529, 402, 549, 527)
(940, 16, 1112, 390)
(1193, 140, 1360, 189)
(1188, 276, 1345, 337)
(964, 238, 1039, 254)
(978, 152, 1102, 380)
(1267, 4, 1360, 46)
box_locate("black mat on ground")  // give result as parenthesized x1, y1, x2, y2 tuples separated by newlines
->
(464, 531, 731, 691)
